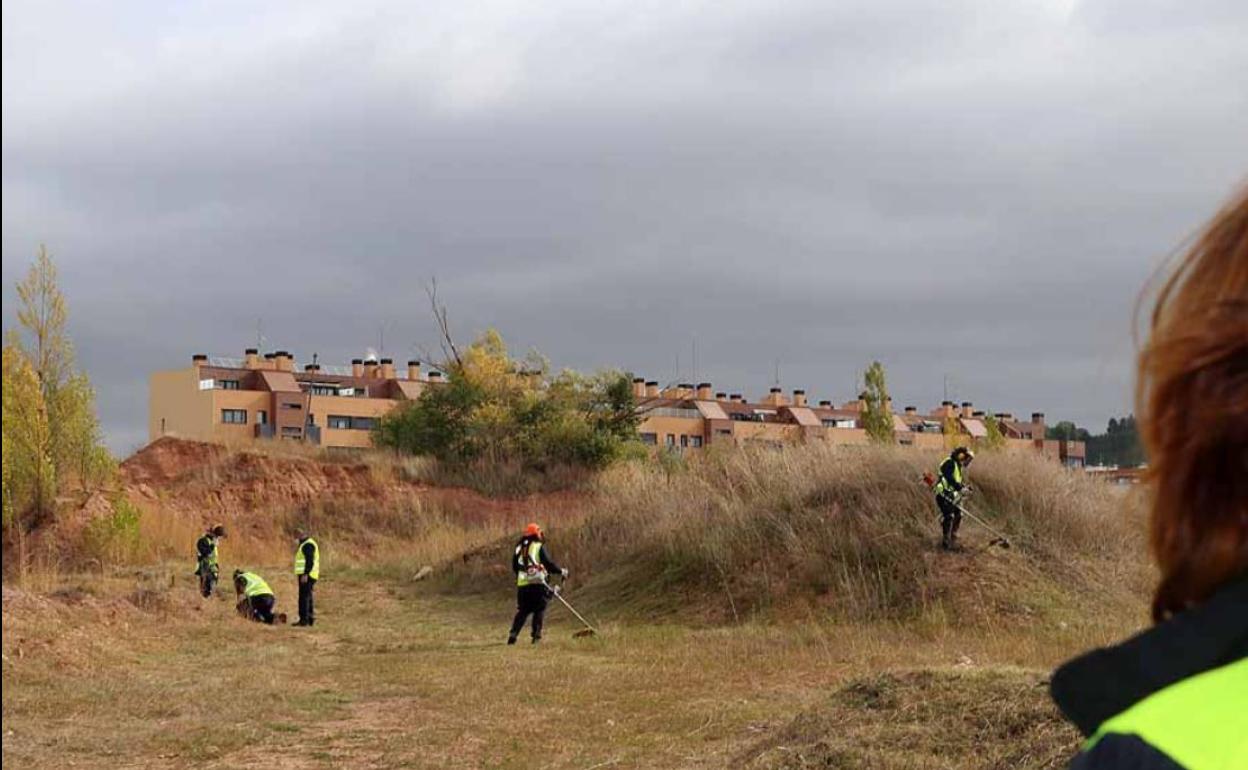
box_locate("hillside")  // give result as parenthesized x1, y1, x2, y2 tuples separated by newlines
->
(443, 444, 1151, 627)
(3, 439, 1153, 769)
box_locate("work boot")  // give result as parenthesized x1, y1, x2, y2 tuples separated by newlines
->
(507, 635, 518, 645)
(531, 636, 541, 645)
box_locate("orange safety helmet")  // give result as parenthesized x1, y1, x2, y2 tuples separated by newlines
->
(523, 522, 543, 538)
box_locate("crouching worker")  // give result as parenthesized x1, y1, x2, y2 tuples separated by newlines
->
(508, 523, 567, 645)
(233, 569, 284, 625)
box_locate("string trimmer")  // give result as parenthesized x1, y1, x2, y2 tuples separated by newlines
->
(543, 576, 599, 638)
(921, 473, 1012, 549)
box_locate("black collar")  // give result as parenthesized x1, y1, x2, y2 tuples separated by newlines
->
(1051, 574, 1248, 736)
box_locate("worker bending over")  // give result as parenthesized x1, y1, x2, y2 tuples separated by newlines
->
(293, 529, 319, 627)
(933, 447, 974, 550)
(195, 525, 226, 597)
(508, 523, 567, 645)
(233, 569, 282, 624)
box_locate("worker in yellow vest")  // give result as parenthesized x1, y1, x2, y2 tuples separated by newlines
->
(508, 523, 567, 645)
(233, 570, 283, 624)
(293, 529, 320, 627)
(932, 447, 974, 550)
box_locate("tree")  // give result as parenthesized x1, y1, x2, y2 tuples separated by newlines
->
(980, 409, 1006, 451)
(2, 342, 56, 533)
(861, 361, 894, 444)
(374, 329, 639, 471)
(11, 246, 114, 492)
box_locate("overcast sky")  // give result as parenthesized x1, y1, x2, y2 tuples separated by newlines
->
(4, 1, 1246, 454)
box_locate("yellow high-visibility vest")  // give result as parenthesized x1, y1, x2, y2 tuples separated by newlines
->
(294, 538, 320, 581)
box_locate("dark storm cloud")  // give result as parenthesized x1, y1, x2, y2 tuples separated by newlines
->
(3, 0, 1246, 452)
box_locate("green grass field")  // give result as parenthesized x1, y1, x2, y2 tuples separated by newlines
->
(2, 562, 1142, 769)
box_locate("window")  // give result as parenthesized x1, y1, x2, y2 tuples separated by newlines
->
(281, 402, 302, 410)
(256, 411, 267, 425)
(221, 409, 246, 424)
(715, 429, 732, 436)
(309, 385, 337, 396)
(648, 407, 700, 419)
(822, 418, 856, 429)
(689, 436, 703, 448)
(680, 435, 689, 448)
(328, 415, 376, 430)
(219, 380, 241, 390)
(665, 434, 676, 447)
(640, 433, 658, 445)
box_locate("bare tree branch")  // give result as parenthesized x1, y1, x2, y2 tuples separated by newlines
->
(424, 278, 462, 370)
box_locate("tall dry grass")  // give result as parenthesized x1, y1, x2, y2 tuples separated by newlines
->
(446, 443, 1150, 624)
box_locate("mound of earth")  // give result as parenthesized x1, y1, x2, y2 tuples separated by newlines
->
(741, 668, 1079, 769)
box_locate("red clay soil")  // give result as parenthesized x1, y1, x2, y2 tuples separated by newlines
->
(119, 437, 586, 526)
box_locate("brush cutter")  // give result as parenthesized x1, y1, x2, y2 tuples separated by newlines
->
(921, 472, 1011, 549)
(542, 577, 599, 638)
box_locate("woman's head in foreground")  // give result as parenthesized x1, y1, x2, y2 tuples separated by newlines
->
(1139, 185, 1248, 621)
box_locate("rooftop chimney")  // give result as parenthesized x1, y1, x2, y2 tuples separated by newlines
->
(408, 360, 422, 381)
(730, 393, 744, 403)
(379, 358, 395, 379)
(1032, 412, 1045, 428)
(274, 351, 293, 372)
(715, 392, 727, 400)
(972, 410, 985, 418)
(633, 377, 646, 399)
(244, 348, 260, 369)
(904, 406, 918, 415)
(351, 358, 364, 378)
(696, 382, 713, 400)
(363, 359, 379, 379)
(263, 352, 277, 371)
(793, 389, 807, 407)
(763, 387, 787, 407)
(428, 370, 444, 382)
(819, 400, 832, 408)
(961, 401, 974, 419)
(192, 354, 207, 369)
(678, 383, 695, 399)
(645, 381, 659, 398)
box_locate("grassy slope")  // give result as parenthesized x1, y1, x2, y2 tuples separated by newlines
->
(3, 441, 1152, 768)
(3, 561, 1145, 770)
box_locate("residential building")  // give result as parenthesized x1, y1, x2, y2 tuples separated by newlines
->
(149, 350, 1085, 464)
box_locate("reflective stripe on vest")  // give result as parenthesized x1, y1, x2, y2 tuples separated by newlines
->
(294, 538, 320, 580)
(517, 540, 546, 587)
(1085, 657, 1248, 769)
(240, 572, 272, 598)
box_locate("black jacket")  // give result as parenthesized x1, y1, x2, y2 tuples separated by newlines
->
(196, 534, 216, 560)
(1051, 575, 1248, 768)
(512, 537, 563, 577)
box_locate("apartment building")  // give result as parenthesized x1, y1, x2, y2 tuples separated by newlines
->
(629, 380, 1086, 467)
(149, 350, 1085, 464)
(149, 350, 438, 449)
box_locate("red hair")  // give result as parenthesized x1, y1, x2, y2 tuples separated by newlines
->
(1137, 185, 1248, 621)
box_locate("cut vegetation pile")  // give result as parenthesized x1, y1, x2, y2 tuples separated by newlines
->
(446, 444, 1150, 626)
(741, 667, 1078, 769)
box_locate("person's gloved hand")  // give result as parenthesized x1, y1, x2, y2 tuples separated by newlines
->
(299, 574, 308, 584)
(561, 568, 570, 578)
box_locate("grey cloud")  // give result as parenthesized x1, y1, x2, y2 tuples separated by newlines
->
(3, 0, 1246, 452)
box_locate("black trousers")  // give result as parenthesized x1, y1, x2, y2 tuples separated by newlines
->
(298, 577, 316, 625)
(247, 594, 276, 624)
(198, 563, 217, 597)
(937, 494, 962, 542)
(509, 585, 549, 640)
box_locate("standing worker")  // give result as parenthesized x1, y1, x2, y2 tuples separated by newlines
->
(293, 529, 319, 627)
(507, 523, 567, 645)
(233, 569, 283, 625)
(933, 447, 974, 550)
(195, 525, 226, 597)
